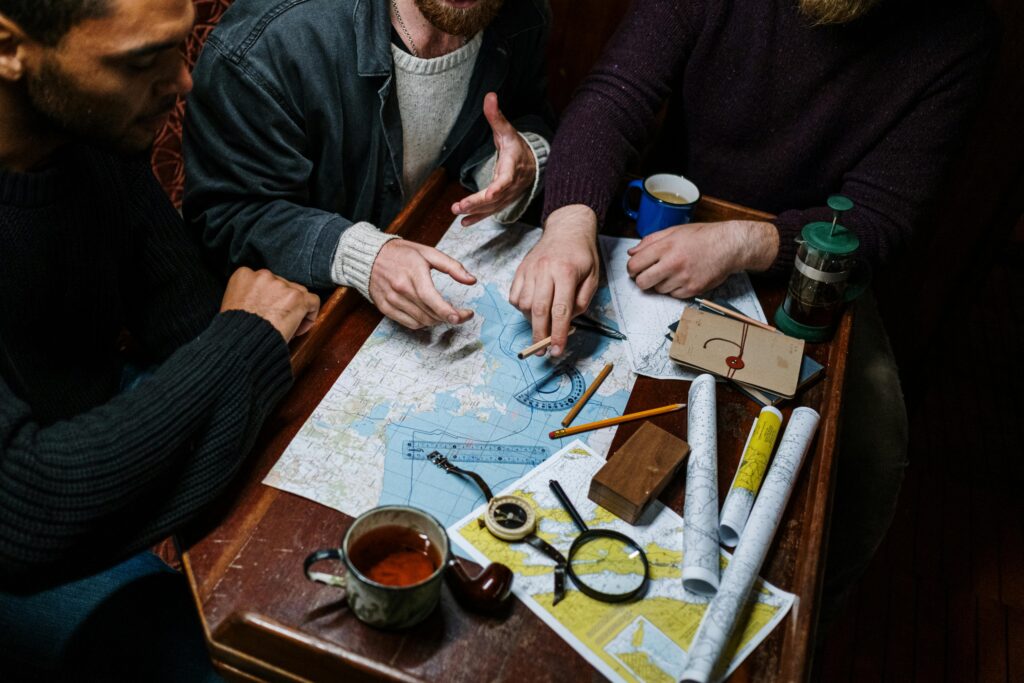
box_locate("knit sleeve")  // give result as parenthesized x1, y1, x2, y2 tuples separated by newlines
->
(766, 26, 995, 276)
(0, 311, 292, 590)
(121, 158, 224, 360)
(542, 0, 700, 225)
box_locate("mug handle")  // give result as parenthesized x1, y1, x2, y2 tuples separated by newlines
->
(304, 548, 347, 589)
(621, 179, 644, 220)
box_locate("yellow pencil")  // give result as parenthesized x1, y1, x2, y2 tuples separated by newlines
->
(561, 363, 614, 427)
(549, 402, 686, 439)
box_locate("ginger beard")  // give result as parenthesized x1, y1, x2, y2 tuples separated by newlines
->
(799, 0, 882, 24)
(414, 0, 505, 37)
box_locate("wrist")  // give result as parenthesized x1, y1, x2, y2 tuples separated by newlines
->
(543, 204, 598, 241)
(730, 220, 779, 272)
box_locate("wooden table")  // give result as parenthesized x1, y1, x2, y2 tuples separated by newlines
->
(181, 172, 852, 682)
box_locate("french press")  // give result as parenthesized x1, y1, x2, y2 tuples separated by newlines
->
(774, 195, 867, 342)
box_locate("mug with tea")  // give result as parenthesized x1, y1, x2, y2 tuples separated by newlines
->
(304, 505, 512, 629)
(622, 173, 701, 237)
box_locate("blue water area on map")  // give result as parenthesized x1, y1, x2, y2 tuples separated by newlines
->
(377, 283, 631, 528)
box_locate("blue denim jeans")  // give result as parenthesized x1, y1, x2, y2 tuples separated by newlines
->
(0, 549, 221, 681)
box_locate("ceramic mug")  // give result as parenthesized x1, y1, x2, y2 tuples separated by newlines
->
(622, 173, 701, 237)
(304, 505, 512, 629)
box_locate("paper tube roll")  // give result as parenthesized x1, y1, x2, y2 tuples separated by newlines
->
(681, 406, 820, 683)
(719, 406, 783, 547)
(682, 374, 720, 596)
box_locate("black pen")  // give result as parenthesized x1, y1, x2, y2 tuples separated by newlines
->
(573, 314, 627, 340)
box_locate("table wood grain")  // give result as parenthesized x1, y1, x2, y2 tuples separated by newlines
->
(181, 171, 851, 682)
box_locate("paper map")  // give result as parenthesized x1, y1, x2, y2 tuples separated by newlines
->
(450, 441, 795, 683)
(598, 235, 767, 380)
(683, 408, 819, 682)
(682, 375, 720, 595)
(265, 218, 633, 528)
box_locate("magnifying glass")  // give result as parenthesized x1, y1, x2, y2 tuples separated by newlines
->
(426, 452, 649, 604)
(548, 479, 650, 603)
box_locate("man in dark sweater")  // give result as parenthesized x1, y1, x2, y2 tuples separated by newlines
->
(0, 0, 320, 677)
(511, 0, 992, 627)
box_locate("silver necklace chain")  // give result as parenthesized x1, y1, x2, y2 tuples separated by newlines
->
(391, 0, 421, 58)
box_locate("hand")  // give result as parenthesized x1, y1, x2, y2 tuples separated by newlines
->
(369, 240, 477, 329)
(626, 220, 779, 298)
(509, 204, 600, 357)
(221, 267, 321, 342)
(451, 92, 536, 227)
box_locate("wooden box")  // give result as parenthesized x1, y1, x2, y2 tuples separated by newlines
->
(588, 422, 690, 524)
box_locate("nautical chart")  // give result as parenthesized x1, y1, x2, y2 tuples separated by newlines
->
(264, 218, 633, 528)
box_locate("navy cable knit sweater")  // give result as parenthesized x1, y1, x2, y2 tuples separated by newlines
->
(542, 0, 993, 275)
(0, 145, 293, 589)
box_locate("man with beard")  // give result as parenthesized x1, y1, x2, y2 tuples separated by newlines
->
(511, 0, 993, 627)
(0, 0, 320, 677)
(184, 0, 553, 330)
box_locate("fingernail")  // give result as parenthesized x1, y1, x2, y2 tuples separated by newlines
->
(551, 345, 562, 356)
(448, 314, 460, 324)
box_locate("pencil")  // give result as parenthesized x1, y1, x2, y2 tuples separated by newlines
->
(561, 363, 614, 427)
(694, 297, 777, 333)
(549, 402, 686, 439)
(517, 327, 576, 359)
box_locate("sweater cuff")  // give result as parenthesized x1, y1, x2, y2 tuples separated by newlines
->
(201, 310, 293, 403)
(540, 165, 616, 228)
(330, 222, 401, 301)
(472, 132, 550, 225)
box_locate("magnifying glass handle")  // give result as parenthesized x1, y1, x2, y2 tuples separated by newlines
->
(549, 479, 588, 533)
(524, 534, 568, 604)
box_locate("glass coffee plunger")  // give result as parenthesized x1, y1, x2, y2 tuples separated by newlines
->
(774, 195, 867, 342)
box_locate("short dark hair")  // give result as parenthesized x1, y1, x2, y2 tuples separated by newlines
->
(0, 0, 112, 46)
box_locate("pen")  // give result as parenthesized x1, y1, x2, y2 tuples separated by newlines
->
(573, 314, 627, 340)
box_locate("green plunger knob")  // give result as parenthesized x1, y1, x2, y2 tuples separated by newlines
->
(827, 195, 854, 212)
(827, 195, 854, 236)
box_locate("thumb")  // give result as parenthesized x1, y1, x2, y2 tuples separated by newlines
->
(627, 227, 673, 254)
(423, 246, 477, 285)
(483, 91, 514, 140)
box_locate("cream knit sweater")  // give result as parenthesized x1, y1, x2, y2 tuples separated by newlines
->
(331, 33, 549, 301)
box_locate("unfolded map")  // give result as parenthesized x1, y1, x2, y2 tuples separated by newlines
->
(264, 218, 633, 527)
(450, 441, 795, 683)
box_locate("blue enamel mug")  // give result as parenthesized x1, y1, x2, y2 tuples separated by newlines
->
(622, 173, 701, 237)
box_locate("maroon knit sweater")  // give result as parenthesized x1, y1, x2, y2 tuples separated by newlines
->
(542, 0, 993, 276)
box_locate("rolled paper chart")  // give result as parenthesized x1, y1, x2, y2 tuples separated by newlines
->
(718, 405, 783, 547)
(681, 406, 820, 683)
(683, 373, 720, 596)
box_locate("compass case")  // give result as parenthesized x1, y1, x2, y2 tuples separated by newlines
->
(588, 423, 690, 523)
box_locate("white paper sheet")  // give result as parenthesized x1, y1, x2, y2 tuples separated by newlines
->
(598, 235, 767, 380)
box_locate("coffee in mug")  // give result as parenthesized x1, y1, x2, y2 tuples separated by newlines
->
(347, 524, 441, 587)
(622, 173, 701, 237)
(304, 505, 514, 629)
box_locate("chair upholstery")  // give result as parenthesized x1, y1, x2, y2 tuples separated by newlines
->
(151, 0, 235, 208)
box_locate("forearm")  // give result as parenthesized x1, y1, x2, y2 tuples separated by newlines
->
(0, 311, 291, 588)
